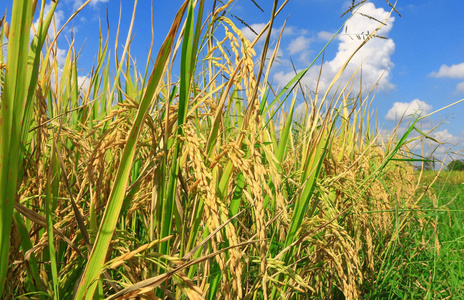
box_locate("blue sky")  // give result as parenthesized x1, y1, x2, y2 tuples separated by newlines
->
(1, 0, 464, 165)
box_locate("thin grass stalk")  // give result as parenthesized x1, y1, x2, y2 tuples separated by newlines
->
(45, 131, 60, 299)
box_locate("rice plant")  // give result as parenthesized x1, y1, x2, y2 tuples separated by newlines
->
(0, 0, 460, 299)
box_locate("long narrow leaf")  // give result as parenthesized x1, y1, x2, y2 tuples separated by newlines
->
(0, 0, 34, 294)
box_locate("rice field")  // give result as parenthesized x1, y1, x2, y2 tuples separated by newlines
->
(0, 0, 462, 299)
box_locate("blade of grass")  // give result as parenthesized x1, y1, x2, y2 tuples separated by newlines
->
(45, 130, 60, 300)
(161, 0, 201, 259)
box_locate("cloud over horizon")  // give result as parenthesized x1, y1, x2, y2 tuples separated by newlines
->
(430, 62, 464, 79)
(430, 62, 464, 94)
(71, 0, 109, 10)
(385, 99, 432, 121)
(287, 36, 312, 64)
(240, 23, 310, 45)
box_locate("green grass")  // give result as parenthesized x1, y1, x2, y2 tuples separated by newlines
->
(362, 171, 464, 299)
(417, 179, 464, 299)
(420, 170, 464, 185)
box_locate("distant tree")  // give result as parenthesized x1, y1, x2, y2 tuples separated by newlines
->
(446, 159, 464, 171)
(423, 155, 435, 171)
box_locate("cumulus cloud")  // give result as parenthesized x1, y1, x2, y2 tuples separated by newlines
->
(385, 99, 432, 121)
(240, 23, 312, 67)
(263, 46, 287, 69)
(427, 129, 464, 163)
(430, 62, 464, 93)
(240, 23, 307, 44)
(287, 36, 312, 63)
(456, 82, 464, 93)
(430, 62, 464, 79)
(73, 0, 109, 10)
(379, 124, 464, 169)
(317, 31, 335, 41)
(78, 75, 91, 91)
(282, 26, 308, 36)
(54, 48, 67, 68)
(240, 23, 267, 43)
(274, 2, 396, 93)
(91, 0, 109, 5)
(288, 36, 311, 55)
(433, 129, 455, 143)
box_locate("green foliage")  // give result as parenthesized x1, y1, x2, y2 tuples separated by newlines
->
(447, 159, 464, 171)
(424, 155, 436, 170)
(381, 179, 464, 299)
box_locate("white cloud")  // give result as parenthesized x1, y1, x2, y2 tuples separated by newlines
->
(429, 62, 464, 93)
(273, 70, 298, 87)
(54, 47, 67, 68)
(91, 0, 110, 5)
(73, 0, 109, 10)
(427, 129, 464, 164)
(295, 101, 309, 119)
(287, 36, 312, 64)
(282, 26, 308, 36)
(51, 9, 65, 29)
(430, 62, 464, 79)
(433, 129, 455, 142)
(456, 82, 464, 93)
(267, 46, 285, 64)
(78, 75, 91, 92)
(274, 2, 396, 93)
(287, 36, 311, 55)
(385, 99, 432, 121)
(378, 124, 464, 169)
(317, 31, 335, 41)
(259, 46, 287, 72)
(240, 23, 267, 43)
(240, 24, 308, 44)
